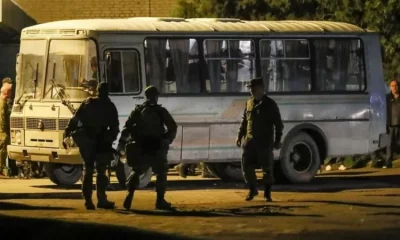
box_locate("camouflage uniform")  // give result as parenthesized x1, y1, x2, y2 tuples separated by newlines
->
(119, 85, 177, 210)
(65, 82, 119, 210)
(237, 78, 283, 202)
(0, 97, 10, 175)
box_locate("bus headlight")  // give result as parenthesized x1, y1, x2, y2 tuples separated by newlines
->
(15, 131, 22, 144)
(11, 130, 22, 145)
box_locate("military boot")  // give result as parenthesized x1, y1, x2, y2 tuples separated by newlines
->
(175, 163, 187, 178)
(155, 192, 173, 210)
(155, 198, 173, 210)
(97, 200, 115, 209)
(264, 184, 272, 202)
(84, 198, 95, 210)
(123, 191, 134, 210)
(245, 185, 258, 201)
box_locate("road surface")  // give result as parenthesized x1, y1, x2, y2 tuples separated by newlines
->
(1, 168, 400, 240)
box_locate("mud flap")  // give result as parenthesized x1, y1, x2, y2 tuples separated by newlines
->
(378, 133, 389, 149)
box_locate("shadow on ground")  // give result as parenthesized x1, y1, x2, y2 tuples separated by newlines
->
(217, 228, 400, 240)
(114, 204, 323, 218)
(10, 169, 400, 195)
(293, 200, 400, 209)
(0, 201, 74, 210)
(0, 191, 83, 200)
(318, 171, 377, 176)
(0, 213, 198, 240)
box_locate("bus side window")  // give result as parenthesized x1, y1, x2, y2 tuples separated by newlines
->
(104, 50, 141, 94)
(144, 38, 201, 94)
(312, 39, 365, 92)
(260, 39, 311, 92)
(203, 39, 255, 93)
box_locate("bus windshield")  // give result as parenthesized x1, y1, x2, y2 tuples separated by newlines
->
(44, 39, 98, 100)
(16, 40, 47, 100)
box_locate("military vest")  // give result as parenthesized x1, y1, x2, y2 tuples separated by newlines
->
(135, 104, 165, 139)
(244, 97, 275, 141)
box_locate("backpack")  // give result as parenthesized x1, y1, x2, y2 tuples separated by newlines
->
(134, 104, 165, 140)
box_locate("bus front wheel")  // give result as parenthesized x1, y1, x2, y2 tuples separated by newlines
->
(115, 157, 152, 189)
(44, 163, 82, 187)
(280, 132, 320, 183)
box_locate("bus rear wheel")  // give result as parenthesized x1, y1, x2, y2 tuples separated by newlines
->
(44, 163, 82, 187)
(115, 157, 152, 189)
(206, 162, 243, 181)
(280, 132, 320, 183)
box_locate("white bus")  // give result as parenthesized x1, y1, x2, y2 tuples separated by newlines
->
(8, 17, 388, 187)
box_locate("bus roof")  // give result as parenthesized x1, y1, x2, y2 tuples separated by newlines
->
(22, 17, 368, 34)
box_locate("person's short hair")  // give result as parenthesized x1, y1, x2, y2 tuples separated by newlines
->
(144, 85, 159, 99)
(2, 77, 12, 85)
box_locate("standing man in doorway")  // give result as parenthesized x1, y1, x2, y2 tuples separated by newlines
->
(385, 79, 400, 168)
(236, 78, 284, 202)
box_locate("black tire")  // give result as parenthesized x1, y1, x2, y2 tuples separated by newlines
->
(280, 132, 321, 183)
(115, 156, 152, 189)
(44, 163, 82, 187)
(206, 163, 243, 181)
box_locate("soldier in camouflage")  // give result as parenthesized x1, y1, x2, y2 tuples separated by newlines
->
(236, 78, 284, 202)
(0, 79, 11, 176)
(64, 82, 119, 210)
(118, 85, 177, 210)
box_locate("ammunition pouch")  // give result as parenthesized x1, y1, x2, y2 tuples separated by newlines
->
(71, 128, 94, 149)
(125, 141, 143, 168)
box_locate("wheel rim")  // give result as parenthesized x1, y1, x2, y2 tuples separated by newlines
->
(61, 164, 75, 174)
(289, 142, 313, 173)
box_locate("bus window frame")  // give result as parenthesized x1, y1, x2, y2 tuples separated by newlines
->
(143, 37, 257, 97)
(259, 38, 312, 93)
(308, 37, 368, 94)
(141, 36, 368, 97)
(40, 37, 100, 103)
(103, 48, 143, 96)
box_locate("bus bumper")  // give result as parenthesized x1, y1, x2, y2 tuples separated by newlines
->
(7, 145, 83, 165)
(378, 133, 389, 149)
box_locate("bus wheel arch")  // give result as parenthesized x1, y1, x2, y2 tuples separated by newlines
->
(278, 124, 327, 183)
(44, 163, 83, 187)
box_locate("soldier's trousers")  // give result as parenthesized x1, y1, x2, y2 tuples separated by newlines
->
(386, 126, 400, 167)
(126, 149, 169, 198)
(79, 146, 109, 203)
(241, 138, 274, 186)
(0, 135, 9, 169)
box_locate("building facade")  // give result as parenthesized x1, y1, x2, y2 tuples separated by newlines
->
(14, 0, 178, 23)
